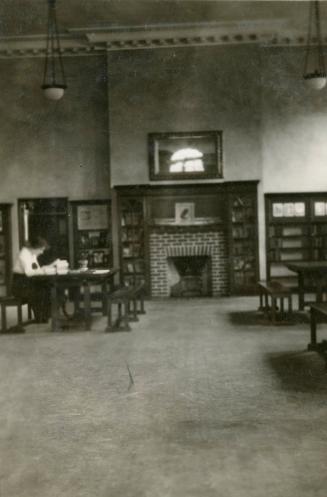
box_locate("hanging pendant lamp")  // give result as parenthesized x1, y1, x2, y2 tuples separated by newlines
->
(303, 0, 327, 90)
(41, 0, 67, 100)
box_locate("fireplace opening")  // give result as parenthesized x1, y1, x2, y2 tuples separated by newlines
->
(167, 255, 212, 297)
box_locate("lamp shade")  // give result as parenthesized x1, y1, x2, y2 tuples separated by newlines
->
(42, 85, 66, 100)
(304, 72, 327, 90)
(303, 1, 327, 90)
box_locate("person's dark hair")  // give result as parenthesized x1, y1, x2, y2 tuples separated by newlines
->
(28, 236, 49, 250)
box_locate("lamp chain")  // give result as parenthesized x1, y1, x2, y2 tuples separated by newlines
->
(315, 0, 326, 73)
(41, 0, 67, 98)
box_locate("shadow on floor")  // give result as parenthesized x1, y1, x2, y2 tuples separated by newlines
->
(228, 310, 309, 327)
(266, 350, 327, 392)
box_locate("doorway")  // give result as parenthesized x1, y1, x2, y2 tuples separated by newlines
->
(18, 198, 69, 264)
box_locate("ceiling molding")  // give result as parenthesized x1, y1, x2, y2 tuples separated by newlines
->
(0, 21, 312, 59)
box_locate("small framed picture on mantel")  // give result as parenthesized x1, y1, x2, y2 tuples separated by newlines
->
(175, 202, 195, 225)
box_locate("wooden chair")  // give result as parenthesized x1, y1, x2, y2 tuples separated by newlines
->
(0, 296, 33, 334)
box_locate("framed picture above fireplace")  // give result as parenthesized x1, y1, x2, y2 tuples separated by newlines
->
(148, 131, 223, 181)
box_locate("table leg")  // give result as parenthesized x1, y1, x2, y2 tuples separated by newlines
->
(83, 282, 92, 331)
(74, 287, 81, 314)
(139, 293, 145, 314)
(316, 279, 323, 303)
(280, 297, 284, 320)
(69, 287, 81, 319)
(298, 272, 305, 311)
(309, 307, 318, 350)
(102, 282, 107, 316)
(288, 296, 293, 320)
(1, 303, 7, 333)
(50, 284, 60, 332)
(259, 290, 263, 311)
(264, 293, 269, 314)
(271, 297, 276, 324)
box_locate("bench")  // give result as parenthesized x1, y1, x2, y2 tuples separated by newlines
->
(128, 283, 146, 321)
(0, 296, 33, 334)
(105, 287, 132, 332)
(309, 303, 327, 352)
(105, 280, 146, 333)
(258, 280, 293, 324)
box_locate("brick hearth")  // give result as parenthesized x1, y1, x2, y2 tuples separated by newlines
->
(149, 230, 229, 297)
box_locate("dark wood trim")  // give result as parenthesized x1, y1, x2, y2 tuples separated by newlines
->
(265, 192, 327, 285)
(17, 197, 69, 262)
(115, 181, 260, 296)
(149, 224, 227, 234)
(0, 204, 13, 296)
(148, 131, 223, 181)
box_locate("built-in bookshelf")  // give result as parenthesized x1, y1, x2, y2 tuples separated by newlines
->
(118, 194, 147, 288)
(71, 200, 112, 269)
(0, 204, 12, 297)
(310, 197, 327, 261)
(229, 189, 258, 294)
(265, 193, 327, 286)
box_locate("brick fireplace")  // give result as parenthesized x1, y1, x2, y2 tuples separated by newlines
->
(116, 182, 258, 297)
(149, 229, 229, 297)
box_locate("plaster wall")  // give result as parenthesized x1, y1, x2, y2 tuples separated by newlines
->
(260, 47, 327, 276)
(0, 55, 110, 256)
(109, 45, 327, 194)
(262, 47, 327, 193)
(108, 46, 263, 186)
(108, 44, 327, 279)
(108, 45, 265, 276)
(1, 44, 327, 279)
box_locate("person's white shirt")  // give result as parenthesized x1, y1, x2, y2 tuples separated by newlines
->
(13, 247, 45, 277)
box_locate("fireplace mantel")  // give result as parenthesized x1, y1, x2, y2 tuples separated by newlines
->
(148, 223, 226, 234)
(114, 181, 259, 296)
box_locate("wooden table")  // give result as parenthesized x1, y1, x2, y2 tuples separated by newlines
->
(285, 261, 327, 311)
(309, 303, 327, 352)
(33, 269, 117, 332)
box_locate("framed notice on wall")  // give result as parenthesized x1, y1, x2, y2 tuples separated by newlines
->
(77, 204, 108, 230)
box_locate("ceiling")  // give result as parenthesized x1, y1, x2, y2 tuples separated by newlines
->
(0, 1, 326, 56)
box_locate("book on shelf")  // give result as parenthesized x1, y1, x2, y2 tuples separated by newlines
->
(281, 239, 303, 248)
(279, 252, 305, 261)
(282, 226, 306, 237)
(272, 202, 305, 218)
(314, 202, 327, 217)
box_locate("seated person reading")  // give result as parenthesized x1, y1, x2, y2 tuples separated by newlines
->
(12, 236, 59, 323)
